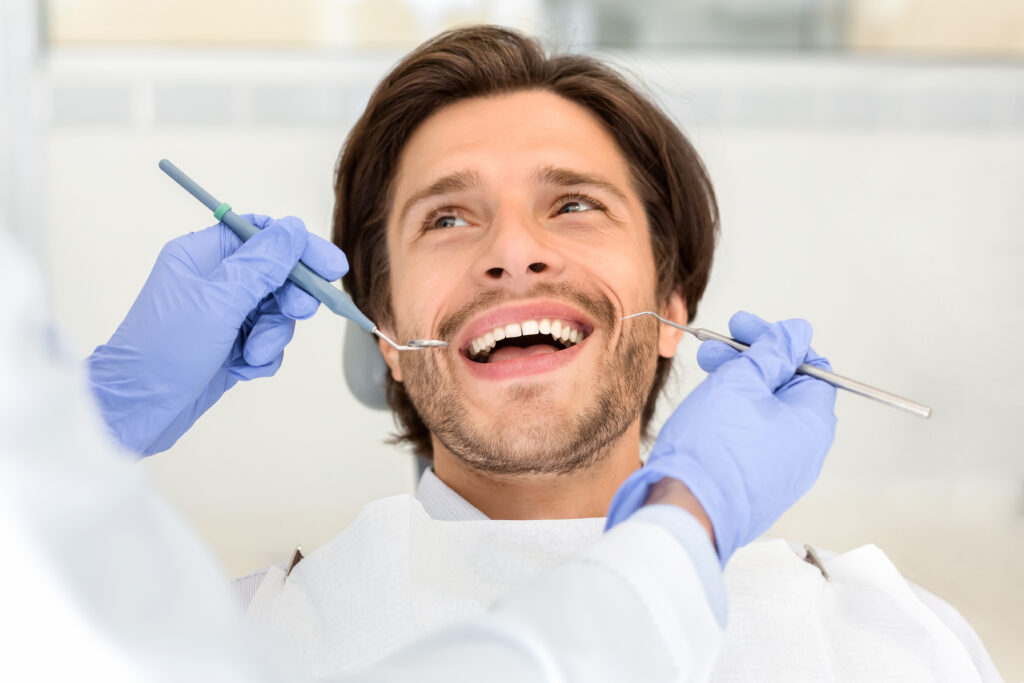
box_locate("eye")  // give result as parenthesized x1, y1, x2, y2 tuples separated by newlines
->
(434, 214, 469, 229)
(423, 208, 470, 231)
(556, 193, 605, 215)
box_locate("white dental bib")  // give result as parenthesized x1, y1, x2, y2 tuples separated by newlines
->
(246, 495, 980, 682)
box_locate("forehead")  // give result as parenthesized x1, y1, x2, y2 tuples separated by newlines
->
(391, 90, 634, 199)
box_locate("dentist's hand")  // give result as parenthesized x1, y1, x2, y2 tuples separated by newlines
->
(607, 311, 837, 566)
(87, 215, 348, 457)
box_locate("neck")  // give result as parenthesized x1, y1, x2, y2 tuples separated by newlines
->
(430, 423, 643, 520)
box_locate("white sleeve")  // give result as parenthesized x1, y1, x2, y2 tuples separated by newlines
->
(1, 231, 724, 683)
(346, 514, 724, 683)
(0, 231, 296, 683)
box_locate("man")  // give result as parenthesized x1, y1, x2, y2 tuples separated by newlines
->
(88, 26, 1001, 682)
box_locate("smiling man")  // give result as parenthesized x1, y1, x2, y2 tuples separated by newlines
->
(336, 31, 713, 522)
(377, 91, 686, 518)
(243, 25, 995, 680)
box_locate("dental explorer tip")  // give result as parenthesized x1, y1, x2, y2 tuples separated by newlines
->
(408, 340, 449, 348)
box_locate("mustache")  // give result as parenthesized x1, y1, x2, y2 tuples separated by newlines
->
(436, 281, 618, 343)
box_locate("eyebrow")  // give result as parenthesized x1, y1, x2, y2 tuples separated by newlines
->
(399, 169, 483, 223)
(532, 165, 630, 206)
(397, 164, 630, 224)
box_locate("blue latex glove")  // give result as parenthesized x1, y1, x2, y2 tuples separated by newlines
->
(606, 311, 837, 566)
(88, 215, 348, 457)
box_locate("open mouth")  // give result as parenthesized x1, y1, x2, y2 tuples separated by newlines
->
(465, 318, 589, 364)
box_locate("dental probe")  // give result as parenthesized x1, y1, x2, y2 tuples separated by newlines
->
(622, 311, 932, 418)
(158, 159, 447, 351)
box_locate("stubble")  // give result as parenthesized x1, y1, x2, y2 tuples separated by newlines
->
(398, 282, 660, 475)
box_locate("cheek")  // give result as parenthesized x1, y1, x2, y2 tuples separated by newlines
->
(388, 237, 432, 328)
(391, 257, 459, 333)
(570, 238, 657, 310)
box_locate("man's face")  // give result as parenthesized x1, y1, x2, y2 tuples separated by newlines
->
(381, 90, 683, 475)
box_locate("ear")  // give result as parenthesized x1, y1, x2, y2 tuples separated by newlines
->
(376, 327, 404, 382)
(658, 288, 688, 359)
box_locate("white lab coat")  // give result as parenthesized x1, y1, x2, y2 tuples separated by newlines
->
(0, 225, 724, 682)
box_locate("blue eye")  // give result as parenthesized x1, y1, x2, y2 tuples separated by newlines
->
(425, 211, 470, 231)
(435, 214, 469, 228)
(556, 194, 603, 215)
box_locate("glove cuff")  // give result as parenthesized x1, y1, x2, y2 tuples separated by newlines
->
(605, 461, 691, 530)
(610, 444, 749, 568)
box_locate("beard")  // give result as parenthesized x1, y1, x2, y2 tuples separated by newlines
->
(397, 282, 660, 476)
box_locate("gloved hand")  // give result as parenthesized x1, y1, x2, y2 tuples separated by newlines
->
(606, 311, 837, 565)
(88, 215, 348, 457)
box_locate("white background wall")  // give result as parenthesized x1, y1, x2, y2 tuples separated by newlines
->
(41, 51, 1023, 679)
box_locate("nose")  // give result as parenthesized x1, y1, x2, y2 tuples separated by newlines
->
(472, 206, 565, 286)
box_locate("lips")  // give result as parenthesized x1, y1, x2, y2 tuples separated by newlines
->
(455, 301, 596, 380)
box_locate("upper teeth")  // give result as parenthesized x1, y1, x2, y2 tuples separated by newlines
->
(468, 319, 586, 357)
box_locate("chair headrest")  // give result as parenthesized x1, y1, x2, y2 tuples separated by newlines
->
(342, 321, 390, 410)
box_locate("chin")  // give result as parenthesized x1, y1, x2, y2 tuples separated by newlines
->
(450, 401, 604, 475)
(467, 382, 577, 428)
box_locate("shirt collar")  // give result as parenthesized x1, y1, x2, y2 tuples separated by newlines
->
(415, 467, 490, 521)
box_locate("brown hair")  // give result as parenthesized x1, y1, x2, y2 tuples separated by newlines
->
(333, 25, 718, 458)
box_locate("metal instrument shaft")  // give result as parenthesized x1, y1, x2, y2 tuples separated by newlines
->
(622, 312, 931, 418)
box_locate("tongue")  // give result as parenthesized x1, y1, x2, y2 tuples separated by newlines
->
(488, 344, 559, 363)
